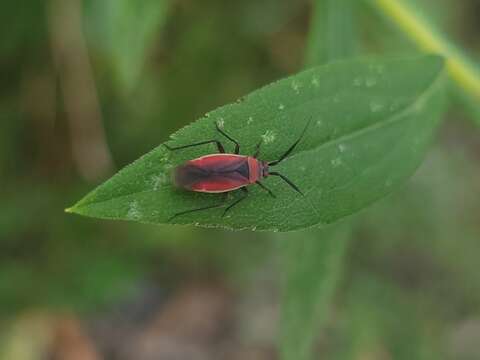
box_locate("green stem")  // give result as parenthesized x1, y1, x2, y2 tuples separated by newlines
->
(278, 2, 356, 360)
(305, 0, 356, 66)
(372, 0, 480, 100)
(279, 227, 350, 360)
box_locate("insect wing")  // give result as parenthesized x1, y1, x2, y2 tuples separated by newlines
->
(175, 155, 250, 192)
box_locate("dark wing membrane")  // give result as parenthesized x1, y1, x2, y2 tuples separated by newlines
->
(197, 155, 249, 176)
(174, 164, 211, 189)
(174, 163, 248, 189)
(219, 159, 249, 178)
(174, 160, 249, 191)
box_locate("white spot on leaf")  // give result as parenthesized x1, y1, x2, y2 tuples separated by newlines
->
(311, 77, 320, 87)
(247, 116, 254, 125)
(366, 77, 377, 87)
(261, 130, 276, 144)
(291, 80, 301, 94)
(331, 158, 342, 167)
(278, 104, 285, 110)
(127, 201, 141, 220)
(150, 173, 168, 191)
(369, 101, 384, 113)
(217, 118, 225, 128)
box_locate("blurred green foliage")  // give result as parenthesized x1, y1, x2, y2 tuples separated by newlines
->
(2, 0, 480, 359)
(84, 0, 170, 93)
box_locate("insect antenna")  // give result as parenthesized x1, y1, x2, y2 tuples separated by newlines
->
(269, 171, 303, 196)
(268, 119, 311, 166)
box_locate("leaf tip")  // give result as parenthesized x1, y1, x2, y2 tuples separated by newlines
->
(65, 204, 82, 215)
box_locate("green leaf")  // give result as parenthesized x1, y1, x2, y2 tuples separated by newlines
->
(84, 0, 169, 92)
(305, 0, 357, 66)
(279, 226, 350, 360)
(67, 55, 446, 232)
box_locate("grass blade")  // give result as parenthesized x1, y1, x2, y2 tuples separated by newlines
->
(305, 0, 357, 66)
(279, 226, 350, 360)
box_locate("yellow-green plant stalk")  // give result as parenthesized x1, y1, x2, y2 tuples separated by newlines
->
(373, 0, 480, 100)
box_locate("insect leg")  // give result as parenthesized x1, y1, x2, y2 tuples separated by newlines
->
(268, 119, 311, 166)
(222, 187, 249, 217)
(168, 194, 228, 221)
(215, 122, 240, 154)
(269, 171, 303, 196)
(164, 139, 225, 153)
(256, 181, 276, 198)
(253, 139, 263, 158)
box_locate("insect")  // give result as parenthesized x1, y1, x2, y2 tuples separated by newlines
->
(164, 120, 310, 220)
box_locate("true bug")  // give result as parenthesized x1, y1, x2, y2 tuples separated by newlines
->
(164, 121, 310, 220)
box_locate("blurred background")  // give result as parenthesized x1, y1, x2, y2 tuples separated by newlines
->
(2, 0, 480, 359)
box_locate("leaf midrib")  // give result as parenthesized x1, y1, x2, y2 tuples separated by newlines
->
(282, 69, 443, 166)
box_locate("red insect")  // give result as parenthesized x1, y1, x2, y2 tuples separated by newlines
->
(164, 121, 309, 220)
